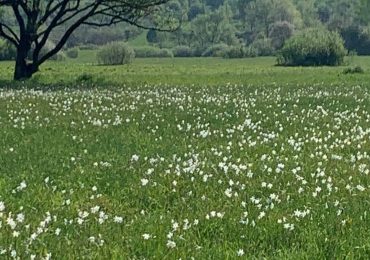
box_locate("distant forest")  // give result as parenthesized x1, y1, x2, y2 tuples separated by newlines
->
(1, 0, 370, 57)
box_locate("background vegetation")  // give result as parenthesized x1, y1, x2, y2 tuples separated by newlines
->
(1, 0, 369, 62)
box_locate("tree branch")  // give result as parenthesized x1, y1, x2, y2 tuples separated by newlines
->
(38, 3, 100, 65)
(0, 22, 19, 46)
(11, 3, 26, 36)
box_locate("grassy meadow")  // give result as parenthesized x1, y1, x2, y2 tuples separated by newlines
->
(1, 55, 370, 258)
(1, 54, 370, 87)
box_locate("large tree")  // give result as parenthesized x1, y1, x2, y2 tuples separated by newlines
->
(0, 0, 173, 80)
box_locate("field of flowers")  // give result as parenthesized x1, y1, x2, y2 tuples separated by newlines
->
(1, 80, 370, 259)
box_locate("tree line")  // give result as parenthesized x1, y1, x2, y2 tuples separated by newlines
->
(146, 0, 369, 57)
(0, 0, 370, 80)
(45, 0, 370, 57)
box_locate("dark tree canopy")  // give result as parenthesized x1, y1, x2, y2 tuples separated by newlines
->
(0, 0, 173, 80)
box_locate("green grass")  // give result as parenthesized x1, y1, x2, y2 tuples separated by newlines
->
(1, 57, 370, 258)
(68, 49, 98, 64)
(0, 55, 370, 87)
(2, 56, 370, 88)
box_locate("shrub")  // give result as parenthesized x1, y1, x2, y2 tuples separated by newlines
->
(223, 46, 245, 59)
(0, 39, 16, 61)
(191, 46, 205, 57)
(133, 46, 173, 58)
(97, 42, 135, 65)
(202, 44, 231, 57)
(66, 48, 79, 59)
(343, 66, 365, 74)
(244, 46, 258, 58)
(277, 28, 347, 66)
(172, 46, 193, 57)
(250, 38, 275, 56)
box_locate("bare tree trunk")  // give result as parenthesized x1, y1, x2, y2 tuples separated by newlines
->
(14, 44, 37, 80)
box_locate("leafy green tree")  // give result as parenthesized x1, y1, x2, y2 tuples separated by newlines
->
(269, 21, 294, 49)
(204, 0, 224, 10)
(357, 0, 370, 24)
(191, 5, 238, 49)
(241, 0, 301, 39)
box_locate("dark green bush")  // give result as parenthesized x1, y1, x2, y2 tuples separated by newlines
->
(250, 38, 275, 56)
(97, 42, 135, 65)
(133, 46, 173, 58)
(66, 48, 79, 59)
(172, 46, 193, 57)
(0, 39, 17, 61)
(244, 46, 258, 58)
(277, 28, 347, 66)
(343, 66, 365, 74)
(223, 46, 245, 59)
(202, 44, 231, 57)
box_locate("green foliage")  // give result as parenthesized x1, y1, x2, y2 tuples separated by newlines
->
(0, 39, 16, 61)
(146, 29, 158, 43)
(202, 44, 231, 57)
(172, 45, 194, 57)
(269, 21, 295, 49)
(66, 48, 79, 59)
(244, 46, 259, 57)
(133, 46, 173, 58)
(250, 38, 275, 56)
(341, 26, 370, 55)
(277, 28, 347, 66)
(97, 42, 135, 65)
(223, 46, 245, 58)
(343, 65, 365, 74)
(188, 3, 204, 20)
(1, 0, 369, 61)
(191, 5, 238, 50)
(241, 0, 302, 41)
(221, 45, 258, 58)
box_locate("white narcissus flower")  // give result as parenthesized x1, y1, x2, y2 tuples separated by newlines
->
(113, 216, 123, 223)
(166, 240, 176, 249)
(141, 178, 149, 186)
(357, 185, 365, 192)
(16, 213, 24, 223)
(142, 233, 151, 240)
(131, 154, 139, 162)
(237, 249, 245, 256)
(6, 217, 16, 230)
